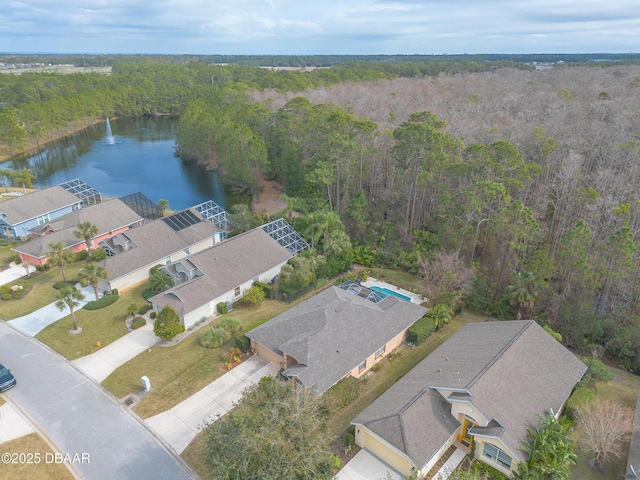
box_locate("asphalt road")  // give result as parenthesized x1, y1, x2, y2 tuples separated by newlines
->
(0, 322, 196, 480)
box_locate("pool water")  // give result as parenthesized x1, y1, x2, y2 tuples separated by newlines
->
(369, 285, 412, 302)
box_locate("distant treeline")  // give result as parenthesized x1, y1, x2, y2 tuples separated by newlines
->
(2, 53, 640, 68)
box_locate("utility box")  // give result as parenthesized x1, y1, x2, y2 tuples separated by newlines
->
(141, 375, 151, 393)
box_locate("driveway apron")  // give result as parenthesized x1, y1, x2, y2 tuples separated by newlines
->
(0, 322, 194, 480)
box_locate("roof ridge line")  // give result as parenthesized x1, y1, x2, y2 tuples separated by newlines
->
(466, 320, 534, 389)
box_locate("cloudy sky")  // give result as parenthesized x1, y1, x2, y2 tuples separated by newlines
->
(2, 0, 639, 55)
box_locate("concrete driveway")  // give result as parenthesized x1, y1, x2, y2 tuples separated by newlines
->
(334, 450, 403, 480)
(146, 355, 279, 454)
(0, 321, 195, 480)
(72, 320, 159, 382)
(0, 261, 35, 287)
(8, 284, 94, 336)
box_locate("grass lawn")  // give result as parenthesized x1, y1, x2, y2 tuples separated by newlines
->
(104, 285, 328, 419)
(369, 267, 424, 293)
(35, 283, 147, 360)
(180, 311, 489, 478)
(0, 262, 86, 320)
(0, 241, 18, 267)
(326, 310, 487, 438)
(0, 433, 74, 480)
(570, 366, 640, 480)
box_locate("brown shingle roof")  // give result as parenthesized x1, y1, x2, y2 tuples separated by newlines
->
(150, 228, 292, 315)
(0, 186, 80, 225)
(12, 199, 142, 258)
(353, 320, 587, 468)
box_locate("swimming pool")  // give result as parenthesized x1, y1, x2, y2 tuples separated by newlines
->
(368, 285, 412, 302)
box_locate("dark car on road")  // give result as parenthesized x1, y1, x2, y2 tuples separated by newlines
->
(0, 363, 16, 392)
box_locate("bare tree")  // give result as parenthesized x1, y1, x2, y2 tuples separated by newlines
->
(575, 398, 634, 468)
(419, 250, 474, 308)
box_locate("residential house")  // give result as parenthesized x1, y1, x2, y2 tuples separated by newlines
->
(246, 283, 428, 395)
(149, 227, 292, 329)
(99, 208, 222, 294)
(352, 320, 587, 478)
(0, 186, 82, 239)
(12, 199, 143, 266)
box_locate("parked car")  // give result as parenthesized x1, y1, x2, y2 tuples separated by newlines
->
(0, 363, 16, 392)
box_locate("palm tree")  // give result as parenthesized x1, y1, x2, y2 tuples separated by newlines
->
(79, 263, 108, 301)
(46, 241, 73, 282)
(11, 168, 35, 194)
(505, 270, 541, 319)
(149, 269, 173, 293)
(55, 285, 85, 332)
(73, 221, 99, 251)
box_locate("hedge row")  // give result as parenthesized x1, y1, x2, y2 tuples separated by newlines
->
(83, 294, 119, 310)
(253, 281, 275, 299)
(407, 316, 436, 345)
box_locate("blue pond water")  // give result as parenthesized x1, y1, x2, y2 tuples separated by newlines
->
(9, 116, 239, 211)
(368, 285, 412, 302)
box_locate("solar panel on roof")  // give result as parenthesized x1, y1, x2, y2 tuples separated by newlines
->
(161, 210, 202, 232)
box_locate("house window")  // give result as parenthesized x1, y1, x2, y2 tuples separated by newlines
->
(234, 286, 241, 297)
(483, 443, 512, 470)
(358, 360, 367, 373)
(375, 345, 386, 358)
(37, 214, 50, 225)
(165, 256, 171, 264)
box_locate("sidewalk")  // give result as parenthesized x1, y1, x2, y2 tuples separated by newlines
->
(146, 355, 279, 454)
(0, 402, 35, 444)
(72, 320, 159, 382)
(8, 284, 95, 336)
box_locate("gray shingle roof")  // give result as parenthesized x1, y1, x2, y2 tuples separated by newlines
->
(103, 209, 219, 281)
(150, 228, 292, 316)
(246, 286, 428, 395)
(353, 320, 587, 468)
(0, 186, 80, 225)
(11, 199, 142, 258)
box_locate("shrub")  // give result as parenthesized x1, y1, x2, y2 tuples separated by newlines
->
(150, 311, 157, 319)
(219, 317, 242, 336)
(585, 358, 614, 382)
(53, 282, 69, 290)
(90, 249, 107, 262)
(83, 294, 119, 310)
(111, 288, 119, 297)
(253, 281, 275, 299)
(217, 302, 229, 314)
(199, 327, 230, 349)
(153, 305, 184, 340)
(131, 317, 146, 330)
(242, 285, 265, 307)
(345, 426, 355, 446)
(142, 289, 155, 300)
(233, 333, 251, 353)
(565, 385, 595, 420)
(407, 316, 436, 345)
(138, 304, 151, 315)
(74, 251, 88, 262)
(326, 376, 361, 409)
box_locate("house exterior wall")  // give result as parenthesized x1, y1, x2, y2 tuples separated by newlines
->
(355, 426, 414, 477)
(16, 252, 47, 266)
(8, 203, 80, 238)
(108, 249, 195, 294)
(180, 262, 287, 330)
(449, 401, 489, 428)
(348, 328, 410, 379)
(472, 437, 520, 477)
(419, 431, 458, 477)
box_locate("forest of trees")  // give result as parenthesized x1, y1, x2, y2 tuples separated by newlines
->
(2, 58, 640, 371)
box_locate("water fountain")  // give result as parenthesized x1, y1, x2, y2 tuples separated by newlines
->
(105, 117, 115, 145)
